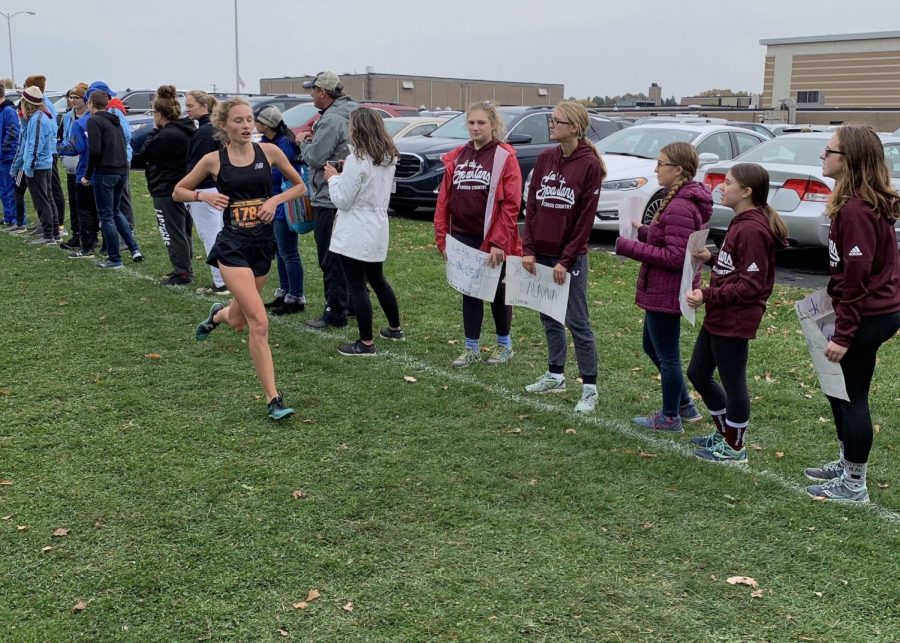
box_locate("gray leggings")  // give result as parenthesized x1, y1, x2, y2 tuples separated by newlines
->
(537, 253, 597, 384)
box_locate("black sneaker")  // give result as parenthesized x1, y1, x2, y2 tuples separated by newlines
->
(59, 239, 81, 250)
(162, 273, 193, 286)
(337, 340, 377, 356)
(379, 327, 406, 341)
(68, 249, 96, 259)
(264, 295, 285, 309)
(196, 302, 225, 341)
(267, 394, 295, 421)
(271, 300, 305, 316)
(132, 250, 144, 263)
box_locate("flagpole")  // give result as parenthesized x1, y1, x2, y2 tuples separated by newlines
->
(233, 0, 240, 93)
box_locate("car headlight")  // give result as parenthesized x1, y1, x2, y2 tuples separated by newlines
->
(601, 177, 648, 191)
(424, 153, 445, 162)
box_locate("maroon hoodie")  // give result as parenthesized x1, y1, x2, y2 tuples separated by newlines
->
(701, 207, 783, 339)
(445, 139, 500, 238)
(827, 197, 900, 347)
(522, 140, 603, 269)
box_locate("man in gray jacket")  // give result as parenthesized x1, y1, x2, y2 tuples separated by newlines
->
(299, 71, 358, 329)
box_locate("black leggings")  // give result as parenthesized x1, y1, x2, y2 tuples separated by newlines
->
(827, 312, 900, 464)
(453, 232, 512, 340)
(687, 327, 751, 424)
(339, 255, 401, 342)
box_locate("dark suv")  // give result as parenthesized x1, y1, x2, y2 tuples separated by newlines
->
(389, 106, 621, 214)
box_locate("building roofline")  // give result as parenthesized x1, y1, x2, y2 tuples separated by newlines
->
(260, 73, 563, 88)
(760, 31, 900, 46)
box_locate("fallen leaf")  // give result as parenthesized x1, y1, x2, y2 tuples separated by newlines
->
(403, 376, 417, 384)
(306, 589, 320, 603)
(529, 479, 537, 486)
(764, 373, 776, 383)
(441, 385, 449, 391)
(726, 576, 759, 588)
(277, 628, 288, 637)
(302, 419, 315, 424)
(41, 546, 53, 553)
(0, 480, 12, 486)
(751, 589, 764, 598)
(814, 591, 823, 597)
(292, 602, 308, 610)
(817, 416, 829, 423)
(643, 522, 653, 530)
(630, 367, 642, 372)
(52, 528, 70, 537)
(343, 601, 354, 612)
(750, 443, 764, 452)
(517, 414, 529, 420)
(145, 353, 161, 359)
(447, 339, 459, 345)
(16, 525, 28, 531)
(878, 483, 889, 489)
(874, 424, 881, 434)
(94, 520, 103, 529)
(505, 428, 522, 434)
(292, 490, 306, 499)
(710, 575, 718, 581)
(72, 600, 88, 613)
(774, 452, 785, 459)
(639, 451, 656, 459)
(1, 514, 13, 520)
(0, 388, 10, 396)
(565, 428, 577, 435)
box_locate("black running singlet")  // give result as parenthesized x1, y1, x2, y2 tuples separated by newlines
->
(216, 143, 273, 238)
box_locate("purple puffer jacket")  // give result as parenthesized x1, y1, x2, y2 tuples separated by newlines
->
(615, 181, 712, 314)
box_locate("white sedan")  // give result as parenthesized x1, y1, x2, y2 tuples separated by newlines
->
(382, 117, 449, 140)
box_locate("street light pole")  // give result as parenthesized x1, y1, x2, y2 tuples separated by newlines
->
(0, 10, 36, 87)
(233, 0, 240, 93)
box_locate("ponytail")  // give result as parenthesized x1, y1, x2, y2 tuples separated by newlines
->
(765, 205, 789, 242)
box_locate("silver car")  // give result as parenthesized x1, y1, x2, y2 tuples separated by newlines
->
(704, 132, 900, 248)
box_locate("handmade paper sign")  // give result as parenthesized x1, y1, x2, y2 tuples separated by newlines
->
(795, 289, 849, 401)
(444, 235, 502, 302)
(679, 228, 710, 325)
(617, 196, 644, 241)
(505, 256, 570, 324)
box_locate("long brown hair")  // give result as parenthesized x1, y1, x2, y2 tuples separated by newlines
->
(826, 124, 900, 221)
(653, 142, 698, 222)
(729, 163, 788, 242)
(349, 107, 398, 166)
(554, 101, 607, 180)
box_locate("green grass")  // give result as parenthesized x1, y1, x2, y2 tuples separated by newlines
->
(1, 175, 899, 641)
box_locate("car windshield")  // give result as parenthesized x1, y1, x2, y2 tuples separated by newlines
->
(383, 120, 407, 136)
(735, 138, 827, 166)
(597, 127, 696, 158)
(428, 111, 516, 140)
(282, 103, 320, 128)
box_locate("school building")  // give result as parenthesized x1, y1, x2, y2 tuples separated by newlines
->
(259, 72, 564, 110)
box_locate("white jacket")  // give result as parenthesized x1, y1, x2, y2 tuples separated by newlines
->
(327, 152, 397, 263)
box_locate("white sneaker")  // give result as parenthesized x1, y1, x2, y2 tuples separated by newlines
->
(525, 371, 566, 394)
(574, 387, 598, 414)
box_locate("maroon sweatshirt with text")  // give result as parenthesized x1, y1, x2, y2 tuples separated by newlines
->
(701, 207, 784, 339)
(826, 197, 900, 347)
(522, 140, 603, 269)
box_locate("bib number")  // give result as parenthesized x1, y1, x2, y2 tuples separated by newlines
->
(230, 198, 266, 228)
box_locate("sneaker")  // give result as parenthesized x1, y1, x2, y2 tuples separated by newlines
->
(68, 249, 96, 259)
(29, 237, 57, 246)
(806, 475, 869, 504)
(379, 327, 406, 341)
(633, 411, 684, 433)
(8, 225, 26, 233)
(451, 349, 481, 368)
(525, 371, 567, 394)
(305, 316, 348, 329)
(59, 239, 80, 250)
(337, 340, 377, 356)
(162, 273, 193, 286)
(264, 295, 285, 309)
(196, 302, 225, 341)
(680, 402, 703, 424)
(804, 460, 844, 482)
(695, 440, 748, 465)
(132, 250, 144, 263)
(267, 394, 295, 421)
(691, 430, 724, 448)
(485, 345, 514, 366)
(212, 285, 230, 295)
(574, 387, 599, 414)
(95, 260, 123, 270)
(271, 300, 305, 316)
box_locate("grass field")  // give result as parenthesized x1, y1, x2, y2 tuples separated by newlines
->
(1, 176, 899, 641)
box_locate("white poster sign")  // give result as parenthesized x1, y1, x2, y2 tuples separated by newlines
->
(795, 289, 849, 401)
(617, 196, 644, 241)
(679, 229, 710, 326)
(505, 256, 570, 324)
(444, 235, 502, 302)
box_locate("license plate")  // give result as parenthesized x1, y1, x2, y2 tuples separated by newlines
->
(391, 181, 397, 194)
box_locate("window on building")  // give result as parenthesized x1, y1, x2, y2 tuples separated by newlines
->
(402, 81, 414, 90)
(796, 91, 822, 104)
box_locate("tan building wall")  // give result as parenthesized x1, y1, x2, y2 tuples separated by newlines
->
(760, 31, 900, 108)
(260, 74, 563, 110)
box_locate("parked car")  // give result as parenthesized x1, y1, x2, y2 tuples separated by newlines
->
(727, 121, 776, 139)
(419, 110, 462, 118)
(545, 123, 766, 231)
(703, 132, 900, 247)
(358, 101, 420, 118)
(119, 89, 183, 115)
(245, 94, 312, 118)
(768, 123, 827, 137)
(383, 117, 449, 140)
(389, 105, 616, 214)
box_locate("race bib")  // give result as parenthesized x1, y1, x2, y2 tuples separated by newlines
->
(230, 198, 266, 229)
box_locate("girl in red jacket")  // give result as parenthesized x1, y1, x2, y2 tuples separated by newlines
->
(521, 102, 605, 413)
(434, 101, 523, 367)
(805, 125, 900, 504)
(685, 163, 788, 464)
(616, 142, 711, 432)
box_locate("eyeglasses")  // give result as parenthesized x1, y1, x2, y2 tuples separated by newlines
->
(824, 147, 845, 157)
(656, 160, 677, 168)
(549, 117, 570, 126)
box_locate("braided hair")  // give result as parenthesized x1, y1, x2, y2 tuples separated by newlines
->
(652, 141, 698, 223)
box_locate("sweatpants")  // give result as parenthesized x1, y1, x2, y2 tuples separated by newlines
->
(14, 171, 28, 226)
(312, 205, 349, 321)
(339, 254, 401, 342)
(51, 156, 65, 229)
(687, 327, 751, 424)
(28, 169, 59, 239)
(65, 172, 81, 242)
(73, 182, 98, 252)
(826, 312, 900, 464)
(452, 232, 512, 340)
(536, 253, 597, 385)
(154, 196, 194, 276)
(188, 188, 225, 288)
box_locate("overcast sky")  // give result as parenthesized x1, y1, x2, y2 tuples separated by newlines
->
(5, 0, 896, 100)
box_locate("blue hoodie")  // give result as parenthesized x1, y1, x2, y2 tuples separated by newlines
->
(12, 111, 55, 176)
(0, 100, 19, 164)
(58, 112, 91, 182)
(262, 132, 300, 221)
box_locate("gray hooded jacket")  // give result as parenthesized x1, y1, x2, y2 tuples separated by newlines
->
(300, 95, 358, 207)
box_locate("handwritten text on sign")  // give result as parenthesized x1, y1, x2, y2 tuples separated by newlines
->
(444, 235, 502, 302)
(795, 289, 849, 402)
(505, 256, 570, 324)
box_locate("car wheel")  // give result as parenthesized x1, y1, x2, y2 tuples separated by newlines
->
(641, 191, 666, 224)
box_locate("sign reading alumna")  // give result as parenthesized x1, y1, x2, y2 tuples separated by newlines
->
(505, 257, 570, 325)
